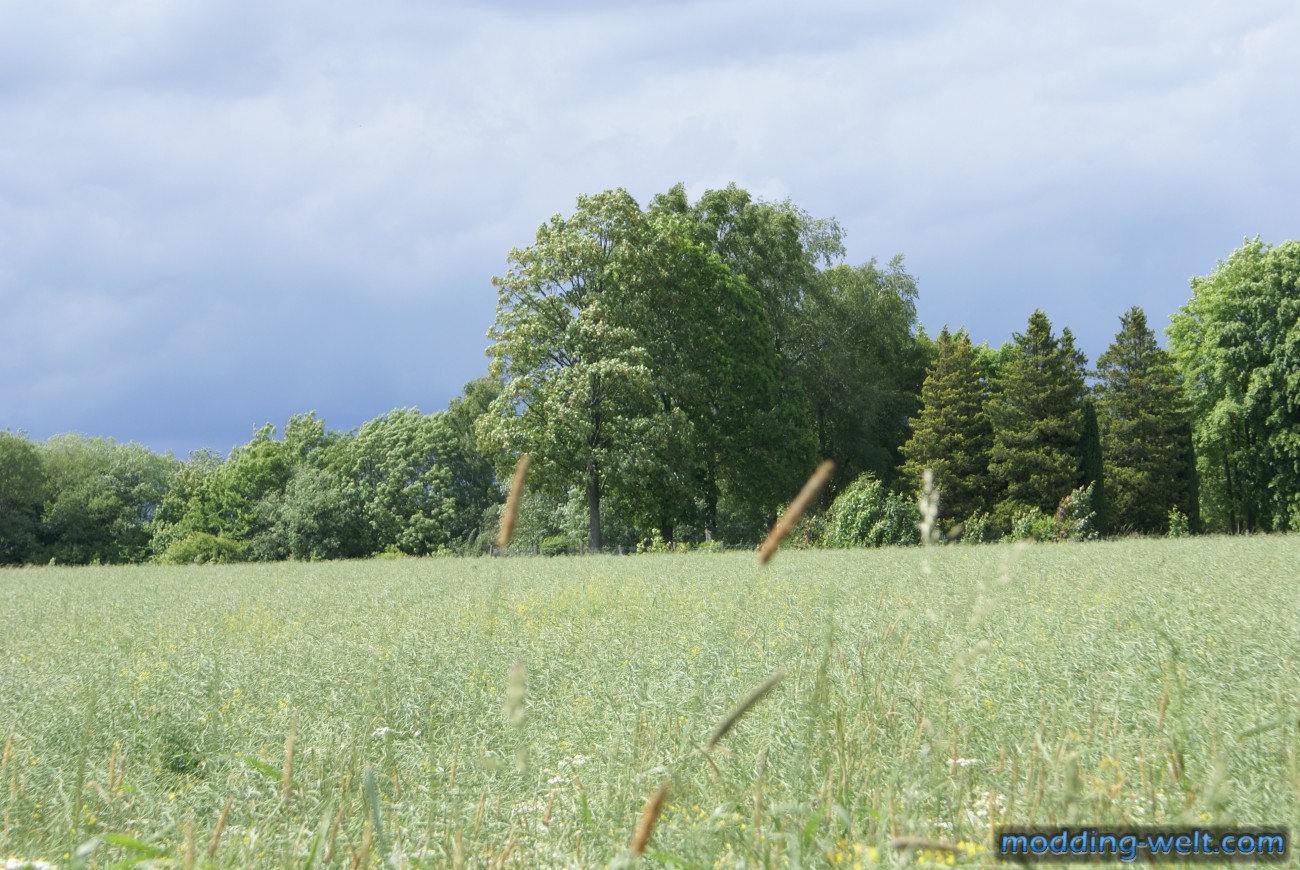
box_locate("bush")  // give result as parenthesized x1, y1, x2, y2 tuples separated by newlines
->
(540, 534, 578, 556)
(825, 474, 920, 548)
(1167, 508, 1190, 538)
(1009, 507, 1055, 542)
(157, 532, 246, 565)
(1054, 483, 1098, 542)
(1007, 485, 1098, 543)
(960, 510, 995, 544)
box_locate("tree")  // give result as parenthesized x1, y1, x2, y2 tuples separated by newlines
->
(336, 408, 469, 555)
(1168, 238, 1300, 532)
(1094, 306, 1192, 534)
(988, 310, 1087, 526)
(651, 184, 921, 491)
(0, 432, 46, 564)
(478, 189, 718, 550)
(442, 379, 505, 545)
(898, 328, 993, 526)
(252, 465, 368, 561)
(800, 259, 926, 486)
(1078, 400, 1109, 537)
(39, 435, 177, 564)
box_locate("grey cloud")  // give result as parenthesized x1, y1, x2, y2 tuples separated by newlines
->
(2, 0, 1298, 454)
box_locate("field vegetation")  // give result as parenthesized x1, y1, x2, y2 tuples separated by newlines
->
(3, 536, 1297, 867)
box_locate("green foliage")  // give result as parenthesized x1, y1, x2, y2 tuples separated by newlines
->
(147, 425, 291, 558)
(0, 431, 46, 564)
(335, 408, 467, 556)
(539, 534, 577, 557)
(824, 473, 920, 547)
(39, 435, 177, 564)
(1078, 400, 1109, 537)
(1053, 483, 1098, 542)
(252, 466, 369, 561)
(959, 510, 995, 544)
(799, 259, 925, 487)
(899, 328, 993, 523)
(1168, 238, 1300, 532)
(988, 310, 1088, 526)
(1009, 507, 1054, 542)
(1008, 485, 1097, 542)
(156, 531, 247, 564)
(1095, 307, 1192, 535)
(1167, 508, 1190, 539)
(477, 189, 692, 551)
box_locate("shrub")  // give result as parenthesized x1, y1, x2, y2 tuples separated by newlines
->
(540, 534, 578, 556)
(1009, 507, 1055, 542)
(157, 532, 246, 565)
(1053, 483, 1098, 542)
(960, 510, 995, 544)
(1167, 508, 1190, 538)
(825, 474, 920, 548)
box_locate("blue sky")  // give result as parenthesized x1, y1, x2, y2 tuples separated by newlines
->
(2, 0, 1297, 457)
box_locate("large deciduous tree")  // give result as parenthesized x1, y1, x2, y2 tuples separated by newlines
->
(0, 431, 46, 564)
(650, 183, 921, 498)
(1094, 306, 1193, 534)
(40, 435, 177, 564)
(476, 190, 689, 551)
(988, 310, 1088, 526)
(1168, 239, 1300, 532)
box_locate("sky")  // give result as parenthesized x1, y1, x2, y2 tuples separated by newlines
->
(2, 0, 1297, 458)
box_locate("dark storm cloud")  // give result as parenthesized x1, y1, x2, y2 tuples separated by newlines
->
(1, 0, 1297, 456)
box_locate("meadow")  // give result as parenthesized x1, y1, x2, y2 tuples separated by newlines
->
(1, 536, 1297, 868)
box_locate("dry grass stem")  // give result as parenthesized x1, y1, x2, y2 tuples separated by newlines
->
(505, 661, 527, 727)
(349, 819, 373, 870)
(209, 797, 233, 858)
(758, 460, 834, 565)
(918, 468, 940, 545)
(497, 453, 531, 548)
(706, 669, 788, 750)
(281, 716, 297, 808)
(630, 777, 671, 855)
(182, 818, 196, 870)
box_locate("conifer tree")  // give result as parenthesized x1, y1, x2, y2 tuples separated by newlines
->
(1078, 399, 1109, 537)
(988, 310, 1087, 526)
(1094, 306, 1193, 533)
(898, 328, 992, 525)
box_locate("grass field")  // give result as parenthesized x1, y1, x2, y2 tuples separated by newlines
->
(2, 536, 1298, 868)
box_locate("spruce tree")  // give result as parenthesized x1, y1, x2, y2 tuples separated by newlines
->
(1079, 399, 1109, 536)
(1094, 306, 1193, 534)
(988, 310, 1087, 526)
(898, 328, 992, 525)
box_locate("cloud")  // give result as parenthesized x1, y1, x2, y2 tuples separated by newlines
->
(2, 0, 1297, 454)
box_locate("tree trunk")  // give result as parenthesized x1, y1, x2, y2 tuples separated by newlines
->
(586, 464, 602, 552)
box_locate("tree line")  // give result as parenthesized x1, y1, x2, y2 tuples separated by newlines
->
(1, 188, 1296, 564)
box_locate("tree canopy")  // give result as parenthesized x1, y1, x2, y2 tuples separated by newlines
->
(1168, 238, 1300, 532)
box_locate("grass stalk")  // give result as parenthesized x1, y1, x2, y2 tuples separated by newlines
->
(758, 460, 833, 565)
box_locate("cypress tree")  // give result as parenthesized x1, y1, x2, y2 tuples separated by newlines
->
(988, 310, 1087, 526)
(1079, 399, 1109, 536)
(898, 328, 992, 525)
(1095, 306, 1193, 534)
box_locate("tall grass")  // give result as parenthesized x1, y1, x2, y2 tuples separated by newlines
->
(0, 536, 1297, 866)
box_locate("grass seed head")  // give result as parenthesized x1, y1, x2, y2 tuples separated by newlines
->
(631, 777, 671, 855)
(758, 460, 834, 565)
(707, 668, 788, 750)
(497, 453, 531, 548)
